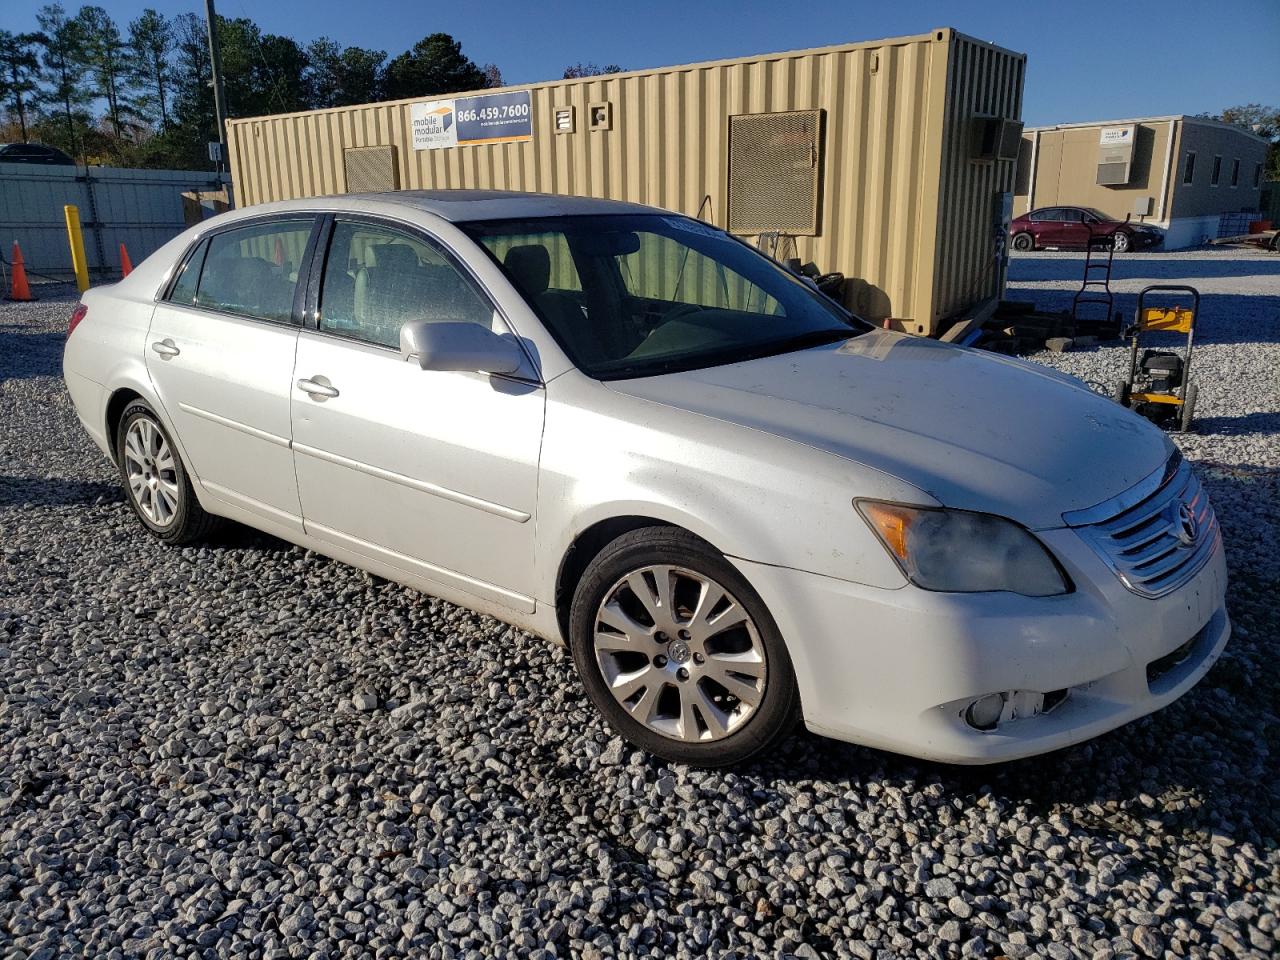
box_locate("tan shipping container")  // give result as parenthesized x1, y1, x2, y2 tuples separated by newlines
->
(227, 27, 1025, 335)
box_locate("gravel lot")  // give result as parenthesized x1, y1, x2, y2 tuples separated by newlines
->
(2, 251, 1278, 960)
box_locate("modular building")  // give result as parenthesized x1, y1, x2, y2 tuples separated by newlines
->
(226, 28, 1025, 336)
(1014, 115, 1270, 250)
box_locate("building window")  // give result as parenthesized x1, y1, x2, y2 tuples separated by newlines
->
(1230, 159, 1240, 188)
(1257, 163, 1264, 189)
(1183, 152, 1196, 185)
(1211, 156, 1222, 186)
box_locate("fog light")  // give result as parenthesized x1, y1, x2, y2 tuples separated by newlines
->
(965, 693, 1005, 731)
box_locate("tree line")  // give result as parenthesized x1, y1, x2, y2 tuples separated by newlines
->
(0, 5, 522, 170)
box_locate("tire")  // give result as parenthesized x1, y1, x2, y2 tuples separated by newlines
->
(1112, 231, 1131, 253)
(1180, 383, 1198, 433)
(568, 526, 799, 767)
(115, 401, 218, 545)
(1011, 232, 1034, 252)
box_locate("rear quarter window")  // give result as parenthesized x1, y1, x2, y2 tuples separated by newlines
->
(166, 239, 208, 305)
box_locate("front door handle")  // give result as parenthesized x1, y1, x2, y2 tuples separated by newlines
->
(297, 377, 339, 399)
(150, 339, 180, 358)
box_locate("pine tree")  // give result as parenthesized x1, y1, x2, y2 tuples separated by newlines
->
(35, 3, 91, 157)
(75, 5, 136, 141)
(128, 9, 173, 133)
(0, 31, 43, 141)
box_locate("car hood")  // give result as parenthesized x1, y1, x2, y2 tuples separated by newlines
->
(605, 330, 1173, 529)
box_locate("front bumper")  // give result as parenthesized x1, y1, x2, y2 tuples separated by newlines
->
(734, 526, 1228, 763)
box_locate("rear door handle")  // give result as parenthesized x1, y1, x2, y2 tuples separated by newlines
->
(297, 377, 339, 399)
(150, 339, 180, 358)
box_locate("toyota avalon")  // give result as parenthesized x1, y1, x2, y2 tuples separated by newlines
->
(62, 191, 1228, 766)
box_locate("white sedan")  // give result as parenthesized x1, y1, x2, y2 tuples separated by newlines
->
(62, 191, 1229, 766)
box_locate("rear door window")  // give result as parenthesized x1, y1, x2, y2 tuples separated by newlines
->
(193, 219, 314, 323)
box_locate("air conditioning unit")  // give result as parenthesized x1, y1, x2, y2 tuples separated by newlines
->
(1097, 125, 1135, 186)
(971, 117, 1024, 162)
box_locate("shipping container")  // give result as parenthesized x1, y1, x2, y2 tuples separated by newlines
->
(227, 27, 1025, 335)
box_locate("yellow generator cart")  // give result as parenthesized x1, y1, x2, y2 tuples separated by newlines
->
(1113, 285, 1200, 433)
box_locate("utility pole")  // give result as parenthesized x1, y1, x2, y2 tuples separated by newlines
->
(204, 0, 229, 172)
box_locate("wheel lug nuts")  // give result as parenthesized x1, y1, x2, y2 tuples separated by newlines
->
(693, 653, 705, 665)
(654, 655, 667, 667)
(655, 631, 667, 642)
(678, 629, 690, 640)
(677, 667, 690, 681)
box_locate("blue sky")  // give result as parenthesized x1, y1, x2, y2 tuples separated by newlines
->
(9, 0, 1279, 125)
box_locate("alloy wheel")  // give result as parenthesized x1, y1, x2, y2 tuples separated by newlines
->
(123, 417, 180, 527)
(592, 564, 767, 742)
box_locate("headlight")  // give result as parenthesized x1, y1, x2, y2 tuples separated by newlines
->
(856, 501, 1070, 596)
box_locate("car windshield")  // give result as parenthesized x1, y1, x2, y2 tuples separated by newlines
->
(462, 214, 865, 380)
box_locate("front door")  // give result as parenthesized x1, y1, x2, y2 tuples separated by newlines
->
(146, 217, 317, 533)
(289, 218, 544, 611)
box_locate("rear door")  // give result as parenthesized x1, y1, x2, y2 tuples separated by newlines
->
(289, 216, 545, 611)
(146, 217, 318, 534)
(1029, 207, 1064, 246)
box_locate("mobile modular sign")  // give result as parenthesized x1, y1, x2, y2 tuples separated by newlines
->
(411, 91, 533, 150)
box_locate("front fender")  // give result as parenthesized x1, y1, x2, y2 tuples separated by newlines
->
(534, 376, 929, 604)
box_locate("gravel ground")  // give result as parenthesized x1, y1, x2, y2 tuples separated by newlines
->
(1, 253, 1278, 960)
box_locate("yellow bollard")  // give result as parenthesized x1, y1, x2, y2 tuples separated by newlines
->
(64, 204, 90, 293)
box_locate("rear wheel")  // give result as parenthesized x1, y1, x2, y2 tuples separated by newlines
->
(115, 401, 218, 545)
(569, 527, 798, 767)
(1011, 232, 1034, 252)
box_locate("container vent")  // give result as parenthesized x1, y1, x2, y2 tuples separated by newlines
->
(728, 110, 824, 235)
(343, 146, 399, 193)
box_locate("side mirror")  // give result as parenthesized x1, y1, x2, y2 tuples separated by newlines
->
(399, 320, 525, 375)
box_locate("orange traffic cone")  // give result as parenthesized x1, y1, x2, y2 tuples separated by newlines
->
(6, 241, 35, 302)
(119, 242, 133, 277)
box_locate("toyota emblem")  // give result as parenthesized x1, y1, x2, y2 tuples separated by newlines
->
(1174, 502, 1198, 546)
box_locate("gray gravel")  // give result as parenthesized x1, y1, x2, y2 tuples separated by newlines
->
(2, 257, 1278, 959)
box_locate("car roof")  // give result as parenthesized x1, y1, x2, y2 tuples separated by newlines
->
(247, 189, 666, 223)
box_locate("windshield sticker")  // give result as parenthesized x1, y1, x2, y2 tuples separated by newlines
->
(661, 216, 724, 238)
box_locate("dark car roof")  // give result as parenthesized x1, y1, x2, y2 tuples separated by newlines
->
(0, 143, 76, 164)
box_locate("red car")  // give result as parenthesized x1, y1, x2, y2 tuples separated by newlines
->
(1010, 206, 1162, 253)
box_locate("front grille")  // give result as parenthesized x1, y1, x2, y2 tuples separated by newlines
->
(1066, 454, 1220, 599)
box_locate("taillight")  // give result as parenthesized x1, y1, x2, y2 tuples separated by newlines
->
(68, 302, 88, 337)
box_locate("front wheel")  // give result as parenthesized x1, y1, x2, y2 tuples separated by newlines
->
(569, 527, 799, 767)
(1112, 231, 1131, 253)
(115, 401, 218, 545)
(1011, 232, 1034, 252)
